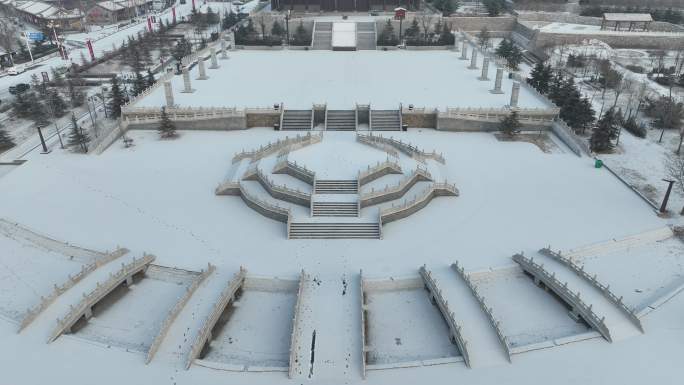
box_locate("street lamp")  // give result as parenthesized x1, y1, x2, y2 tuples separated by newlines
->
(285, 10, 290, 46)
(36, 125, 50, 154)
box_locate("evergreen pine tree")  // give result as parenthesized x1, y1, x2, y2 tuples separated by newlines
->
(499, 111, 522, 137)
(539, 65, 553, 94)
(146, 69, 156, 88)
(590, 108, 619, 152)
(378, 19, 397, 46)
(67, 113, 90, 153)
(495, 39, 511, 58)
(405, 19, 420, 42)
(158, 107, 177, 138)
(47, 90, 68, 118)
(293, 21, 310, 45)
(108, 76, 126, 119)
(0, 122, 15, 152)
(26, 92, 50, 127)
(67, 78, 85, 108)
(438, 22, 454, 46)
(271, 20, 285, 38)
(506, 45, 523, 70)
(528, 62, 545, 91)
(11, 91, 32, 119)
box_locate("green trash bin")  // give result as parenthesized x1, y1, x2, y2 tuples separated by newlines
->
(595, 159, 603, 168)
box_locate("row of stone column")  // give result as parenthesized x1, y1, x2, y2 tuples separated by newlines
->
(460, 41, 519, 108)
(165, 40, 231, 107)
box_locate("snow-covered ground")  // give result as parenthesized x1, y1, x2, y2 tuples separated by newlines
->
(134, 50, 552, 109)
(533, 22, 684, 37)
(0, 127, 682, 384)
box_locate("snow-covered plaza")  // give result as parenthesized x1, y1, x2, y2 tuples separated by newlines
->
(1, 126, 683, 385)
(134, 50, 550, 109)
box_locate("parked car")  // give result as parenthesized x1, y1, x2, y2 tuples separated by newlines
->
(9, 83, 30, 95)
(7, 66, 24, 76)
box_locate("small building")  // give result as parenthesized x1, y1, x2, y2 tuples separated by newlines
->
(601, 13, 653, 32)
(11, 1, 83, 30)
(86, 0, 153, 24)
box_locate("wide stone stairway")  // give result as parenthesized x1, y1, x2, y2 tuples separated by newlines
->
(326, 110, 357, 131)
(356, 22, 377, 50)
(288, 222, 380, 239)
(281, 110, 313, 130)
(312, 22, 333, 50)
(315, 180, 359, 194)
(312, 201, 359, 217)
(370, 110, 401, 131)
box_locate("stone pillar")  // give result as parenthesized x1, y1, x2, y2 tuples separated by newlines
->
(209, 48, 219, 69)
(197, 57, 208, 80)
(468, 49, 478, 70)
(220, 40, 228, 59)
(181, 67, 194, 93)
(479, 58, 490, 81)
(490, 67, 504, 94)
(164, 81, 174, 107)
(460, 42, 468, 60)
(510, 81, 520, 108)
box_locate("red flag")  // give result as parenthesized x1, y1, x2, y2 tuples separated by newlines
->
(172, 6, 176, 24)
(86, 39, 95, 61)
(147, 16, 153, 32)
(192, 0, 196, 11)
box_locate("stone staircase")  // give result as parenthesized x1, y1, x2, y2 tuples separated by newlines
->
(312, 201, 359, 217)
(281, 110, 313, 131)
(326, 110, 356, 131)
(312, 22, 333, 50)
(314, 180, 358, 194)
(288, 222, 380, 239)
(356, 22, 377, 50)
(370, 110, 401, 131)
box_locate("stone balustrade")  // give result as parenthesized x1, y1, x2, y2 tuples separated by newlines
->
(441, 106, 559, 122)
(244, 167, 311, 207)
(233, 132, 323, 164)
(186, 267, 246, 370)
(18, 247, 129, 332)
(357, 158, 402, 186)
(379, 183, 459, 225)
(356, 133, 445, 164)
(145, 264, 216, 364)
(451, 262, 512, 362)
(419, 266, 472, 368)
(288, 270, 309, 379)
(512, 253, 612, 342)
(121, 72, 174, 110)
(272, 152, 316, 185)
(217, 182, 291, 223)
(539, 248, 644, 332)
(356, 134, 400, 158)
(48, 253, 156, 343)
(123, 106, 244, 123)
(360, 270, 368, 379)
(360, 167, 433, 208)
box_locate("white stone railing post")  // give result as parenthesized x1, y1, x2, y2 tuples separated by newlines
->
(182, 67, 194, 93)
(479, 58, 490, 81)
(468, 50, 478, 70)
(510, 82, 520, 108)
(197, 58, 208, 80)
(209, 48, 219, 69)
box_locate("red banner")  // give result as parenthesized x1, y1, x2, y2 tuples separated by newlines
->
(192, 0, 196, 11)
(172, 7, 176, 24)
(86, 39, 95, 62)
(147, 16, 153, 32)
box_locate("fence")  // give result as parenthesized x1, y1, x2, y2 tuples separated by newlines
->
(357, 133, 445, 164)
(380, 183, 459, 224)
(512, 253, 612, 342)
(360, 167, 433, 208)
(245, 167, 311, 207)
(539, 247, 644, 333)
(145, 263, 216, 364)
(551, 119, 591, 156)
(233, 132, 323, 164)
(272, 152, 316, 185)
(419, 266, 471, 367)
(185, 267, 246, 370)
(451, 262, 512, 362)
(288, 270, 309, 378)
(440, 106, 559, 123)
(48, 253, 155, 343)
(357, 158, 402, 186)
(18, 247, 129, 332)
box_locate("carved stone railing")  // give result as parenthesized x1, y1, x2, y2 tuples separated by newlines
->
(379, 182, 459, 225)
(440, 106, 559, 122)
(357, 158, 402, 186)
(215, 181, 291, 223)
(360, 270, 368, 379)
(357, 133, 445, 164)
(243, 167, 311, 207)
(185, 267, 246, 370)
(145, 264, 216, 364)
(121, 71, 174, 110)
(232, 132, 323, 164)
(18, 247, 129, 332)
(356, 134, 400, 157)
(272, 152, 316, 185)
(123, 106, 244, 123)
(288, 270, 309, 379)
(48, 253, 156, 343)
(360, 167, 433, 208)
(539, 247, 644, 333)
(419, 265, 471, 368)
(451, 261, 512, 362)
(512, 253, 612, 342)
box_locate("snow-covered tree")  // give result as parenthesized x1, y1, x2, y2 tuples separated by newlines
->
(108, 76, 126, 119)
(0, 122, 15, 152)
(499, 110, 521, 137)
(67, 114, 90, 153)
(590, 108, 619, 153)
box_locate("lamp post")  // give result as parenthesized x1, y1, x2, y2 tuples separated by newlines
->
(285, 10, 290, 46)
(660, 179, 675, 214)
(37, 125, 50, 154)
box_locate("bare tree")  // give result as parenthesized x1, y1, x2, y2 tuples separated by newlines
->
(418, 13, 433, 43)
(664, 152, 684, 215)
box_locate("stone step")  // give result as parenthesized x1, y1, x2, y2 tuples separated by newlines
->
(312, 202, 359, 217)
(289, 222, 380, 239)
